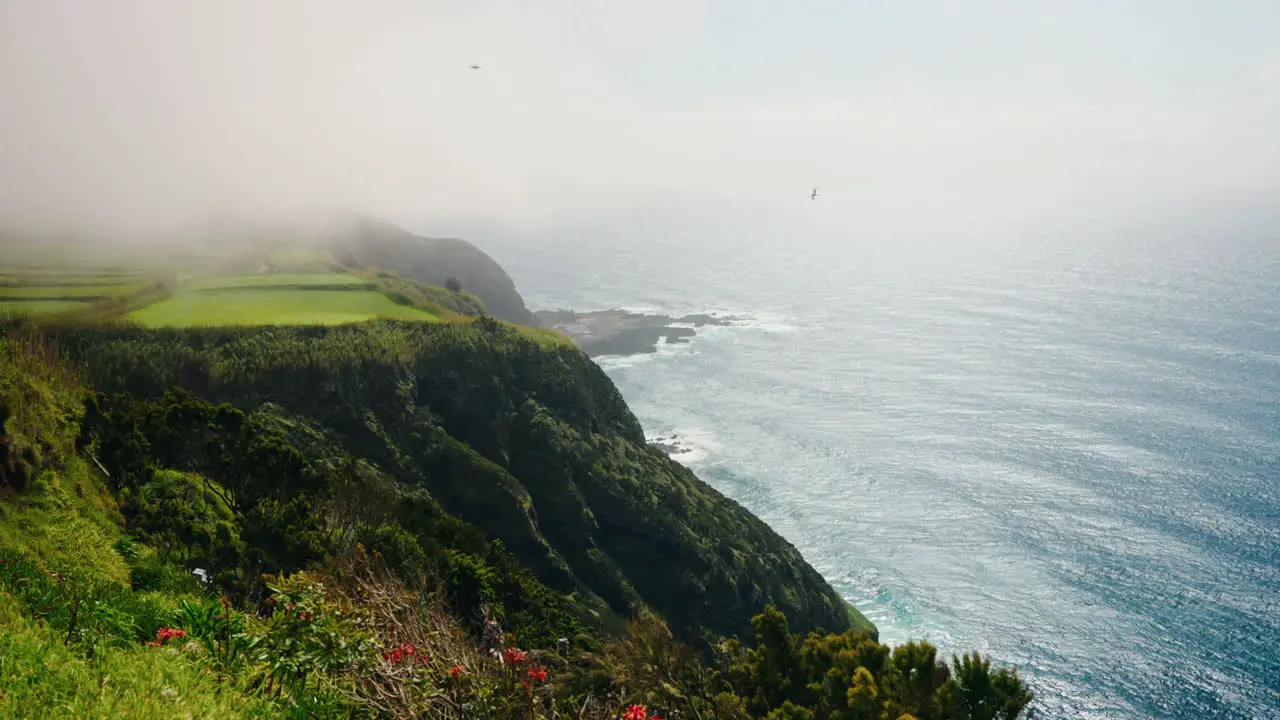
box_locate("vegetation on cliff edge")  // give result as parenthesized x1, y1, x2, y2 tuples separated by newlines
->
(0, 326, 1033, 719)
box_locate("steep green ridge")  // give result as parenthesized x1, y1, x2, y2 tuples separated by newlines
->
(40, 320, 867, 644)
(328, 215, 537, 325)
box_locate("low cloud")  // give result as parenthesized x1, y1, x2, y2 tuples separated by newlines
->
(1, 0, 1276, 239)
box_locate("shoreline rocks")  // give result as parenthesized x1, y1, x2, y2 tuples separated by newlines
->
(647, 431, 693, 457)
(534, 308, 740, 357)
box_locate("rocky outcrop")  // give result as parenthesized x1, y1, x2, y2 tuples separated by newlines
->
(534, 310, 739, 357)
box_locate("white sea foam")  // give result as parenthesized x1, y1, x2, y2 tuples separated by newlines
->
(594, 335, 697, 371)
(718, 310, 807, 334)
(645, 426, 722, 466)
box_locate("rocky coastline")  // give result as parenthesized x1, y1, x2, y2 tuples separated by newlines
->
(534, 308, 739, 357)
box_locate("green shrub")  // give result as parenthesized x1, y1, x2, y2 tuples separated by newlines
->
(443, 550, 500, 627)
(242, 572, 373, 703)
(176, 595, 248, 675)
(360, 524, 429, 582)
(123, 469, 244, 574)
(126, 548, 207, 595)
(723, 606, 1034, 720)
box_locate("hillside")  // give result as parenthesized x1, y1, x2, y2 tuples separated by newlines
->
(35, 321, 865, 645)
(0, 245, 1035, 719)
(325, 215, 538, 325)
(0, 250, 868, 644)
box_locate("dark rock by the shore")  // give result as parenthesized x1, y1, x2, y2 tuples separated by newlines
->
(647, 431, 693, 457)
(534, 309, 740, 357)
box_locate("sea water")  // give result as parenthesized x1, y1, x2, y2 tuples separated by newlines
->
(490, 228, 1279, 719)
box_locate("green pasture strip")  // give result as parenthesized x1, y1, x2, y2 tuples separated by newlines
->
(127, 289, 441, 328)
(0, 300, 90, 316)
(190, 283, 375, 294)
(184, 273, 368, 291)
(0, 284, 141, 299)
(0, 264, 152, 275)
(0, 279, 143, 288)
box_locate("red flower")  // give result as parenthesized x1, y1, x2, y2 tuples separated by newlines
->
(151, 627, 187, 647)
(449, 664, 466, 679)
(623, 705, 648, 720)
(526, 665, 548, 683)
(383, 642, 424, 665)
(502, 647, 527, 665)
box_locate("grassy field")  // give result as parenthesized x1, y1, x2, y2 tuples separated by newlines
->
(128, 288, 440, 327)
(0, 253, 571, 342)
(0, 284, 141, 298)
(0, 300, 93, 315)
(186, 272, 369, 291)
(0, 263, 147, 317)
(0, 274, 144, 284)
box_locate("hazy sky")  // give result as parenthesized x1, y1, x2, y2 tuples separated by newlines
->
(1, 0, 1277, 238)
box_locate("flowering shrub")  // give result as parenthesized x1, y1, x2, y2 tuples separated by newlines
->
(383, 641, 430, 665)
(502, 646, 527, 665)
(147, 626, 186, 647)
(619, 705, 664, 720)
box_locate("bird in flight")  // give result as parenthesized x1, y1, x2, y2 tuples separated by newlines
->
(810, 187, 819, 200)
(470, 64, 480, 70)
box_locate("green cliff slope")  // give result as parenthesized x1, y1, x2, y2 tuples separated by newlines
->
(42, 320, 871, 643)
(0, 326, 1038, 720)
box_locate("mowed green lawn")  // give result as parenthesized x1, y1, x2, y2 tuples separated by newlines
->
(186, 273, 368, 291)
(127, 289, 440, 327)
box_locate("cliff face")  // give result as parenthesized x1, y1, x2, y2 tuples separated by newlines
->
(49, 321, 870, 644)
(330, 216, 537, 325)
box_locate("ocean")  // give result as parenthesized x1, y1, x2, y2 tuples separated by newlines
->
(486, 226, 1279, 719)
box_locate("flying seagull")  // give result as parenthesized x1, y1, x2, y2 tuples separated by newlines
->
(810, 187, 818, 200)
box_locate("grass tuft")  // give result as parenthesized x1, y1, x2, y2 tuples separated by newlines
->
(0, 593, 277, 719)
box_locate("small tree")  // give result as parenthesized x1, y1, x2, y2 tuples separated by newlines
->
(445, 277, 463, 293)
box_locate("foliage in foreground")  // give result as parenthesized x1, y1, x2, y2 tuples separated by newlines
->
(0, 593, 278, 720)
(0, 539, 1034, 720)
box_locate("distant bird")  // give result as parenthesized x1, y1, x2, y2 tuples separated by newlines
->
(470, 64, 480, 70)
(810, 187, 819, 200)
